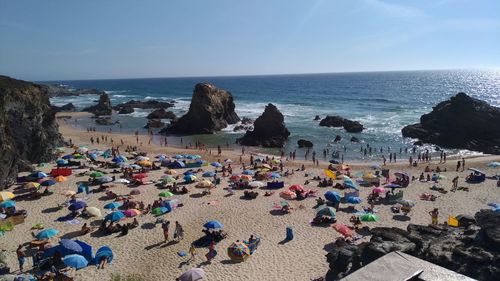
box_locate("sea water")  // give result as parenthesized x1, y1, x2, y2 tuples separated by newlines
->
(47, 69, 500, 161)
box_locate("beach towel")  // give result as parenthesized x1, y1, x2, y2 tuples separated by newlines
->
(67, 219, 81, 225)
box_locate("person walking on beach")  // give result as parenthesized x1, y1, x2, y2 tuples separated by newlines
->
(429, 208, 439, 225)
(205, 241, 217, 263)
(174, 221, 184, 241)
(189, 244, 197, 262)
(16, 244, 26, 272)
(382, 155, 386, 166)
(451, 176, 459, 191)
(443, 152, 447, 163)
(161, 221, 170, 243)
(461, 158, 465, 172)
(389, 153, 393, 163)
(456, 160, 461, 172)
(217, 145, 222, 156)
(409, 156, 413, 167)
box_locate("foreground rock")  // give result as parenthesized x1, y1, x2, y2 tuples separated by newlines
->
(297, 139, 313, 148)
(144, 119, 165, 129)
(319, 115, 364, 133)
(117, 105, 134, 114)
(42, 83, 104, 97)
(0, 76, 63, 188)
(237, 103, 290, 148)
(51, 102, 76, 112)
(113, 99, 174, 112)
(94, 117, 117, 126)
(161, 83, 240, 134)
(326, 209, 500, 281)
(147, 109, 176, 120)
(82, 93, 112, 116)
(402, 93, 500, 154)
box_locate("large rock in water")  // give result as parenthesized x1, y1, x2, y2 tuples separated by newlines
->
(237, 103, 290, 148)
(319, 115, 364, 133)
(402, 93, 500, 154)
(325, 209, 500, 281)
(161, 83, 240, 134)
(0, 76, 63, 188)
(147, 109, 176, 120)
(113, 99, 174, 111)
(51, 102, 76, 112)
(82, 93, 112, 116)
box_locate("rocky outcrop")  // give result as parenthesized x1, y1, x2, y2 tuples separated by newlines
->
(402, 93, 500, 154)
(94, 117, 117, 126)
(0, 76, 63, 188)
(237, 103, 290, 148)
(319, 115, 364, 132)
(350, 136, 360, 143)
(298, 139, 313, 148)
(147, 109, 176, 120)
(326, 209, 500, 281)
(42, 84, 104, 98)
(314, 115, 321, 121)
(51, 103, 76, 112)
(233, 124, 253, 132)
(117, 105, 134, 114)
(113, 100, 174, 112)
(241, 117, 253, 125)
(82, 93, 112, 116)
(161, 83, 240, 134)
(334, 135, 341, 142)
(144, 119, 165, 129)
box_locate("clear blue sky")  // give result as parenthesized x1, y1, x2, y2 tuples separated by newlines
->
(1, 0, 499, 81)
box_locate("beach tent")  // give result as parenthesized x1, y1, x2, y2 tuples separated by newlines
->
(466, 168, 486, 183)
(316, 206, 336, 218)
(169, 160, 186, 169)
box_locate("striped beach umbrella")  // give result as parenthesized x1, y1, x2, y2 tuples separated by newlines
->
(227, 242, 250, 262)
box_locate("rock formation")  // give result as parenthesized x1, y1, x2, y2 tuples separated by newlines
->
(319, 115, 364, 133)
(42, 84, 105, 97)
(402, 93, 500, 154)
(297, 139, 313, 148)
(144, 119, 165, 129)
(314, 115, 321, 121)
(237, 103, 290, 148)
(117, 105, 134, 114)
(82, 93, 112, 116)
(350, 136, 360, 143)
(326, 209, 500, 281)
(161, 83, 240, 134)
(113, 100, 175, 112)
(94, 117, 117, 126)
(147, 109, 176, 120)
(0, 76, 63, 188)
(51, 103, 76, 112)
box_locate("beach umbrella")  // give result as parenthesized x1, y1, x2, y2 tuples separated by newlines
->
(324, 169, 336, 179)
(325, 191, 341, 203)
(68, 201, 87, 211)
(130, 190, 141, 195)
(202, 171, 215, 177)
(329, 159, 340, 164)
(211, 162, 222, 168)
(54, 175, 67, 182)
(249, 181, 265, 188)
(183, 170, 195, 176)
(115, 178, 130, 184)
(224, 159, 233, 163)
(487, 162, 500, 168)
(137, 160, 152, 167)
(30, 171, 48, 179)
(262, 164, 272, 169)
(95, 246, 114, 264)
(130, 164, 142, 170)
(184, 174, 196, 183)
(372, 187, 386, 194)
(63, 254, 88, 270)
(0, 200, 16, 208)
(268, 172, 281, 179)
(135, 156, 149, 161)
(24, 182, 40, 189)
(229, 175, 241, 182)
(398, 199, 415, 207)
(112, 155, 127, 163)
(240, 175, 252, 181)
(360, 213, 380, 222)
(436, 174, 447, 180)
(36, 228, 59, 239)
(227, 242, 250, 262)
(62, 154, 74, 160)
(333, 223, 353, 237)
(41, 179, 56, 186)
(88, 153, 98, 161)
(343, 175, 354, 185)
(289, 184, 304, 192)
(395, 172, 410, 178)
(76, 147, 89, 154)
(0, 192, 15, 202)
(104, 202, 122, 210)
(343, 181, 359, 191)
(385, 183, 402, 189)
(174, 154, 185, 159)
(85, 207, 101, 217)
(152, 207, 169, 216)
(105, 211, 125, 222)
(279, 190, 297, 200)
(60, 239, 83, 253)
(161, 175, 176, 183)
(123, 209, 141, 217)
(196, 180, 213, 188)
(345, 196, 362, 204)
(89, 171, 104, 178)
(242, 170, 255, 175)
(56, 159, 68, 165)
(316, 206, 336, 218)
(179, 268, 205, 281)
(159, 191, 174, 198)
(97, 176, 113, 183)
(203, 220, 223, 229)
(133, 173, 148, 179)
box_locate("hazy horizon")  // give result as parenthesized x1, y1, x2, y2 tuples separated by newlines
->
(1, 0, 499, 81)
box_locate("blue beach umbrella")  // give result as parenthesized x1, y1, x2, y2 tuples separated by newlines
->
(94, 246, 114, 264)
(243, 170, 255, 175)
(63, 254, 88, 270)
(184, 174, 196, 183)
(329, 159, 341, 164)
(174, 154, 185, 159)
(203, 220, 223, 229)
(41, 179, 57, 186)
(97, 176, 113, 183)
(183, 170, 195, 176)
(105, 211, 125, 222)
(104, 202, 122, 210)
(385, 183, 402, 189)
(316, 206, 336, 218)
(56, 159, 68, 165)
(68, 201, 87, 211)
(325, 191, 341, 203)
(202, 171, 215, 177)
(0, 200, 16, 208)
(269, 172, 281, 179)
(60, 239, 83, 253)
(36, 228, 59, 239)
(211, 162, 222, 168)
(30, 171, 48, 179)
(345, 196, 362, 204)
(343, 181, 359, 191)
(62, 155, 74, 160)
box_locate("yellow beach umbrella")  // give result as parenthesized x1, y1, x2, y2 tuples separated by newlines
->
(55, 176, 67, 182)
(324, 169, 336, 179)
(137, 160, 152, 167)
(164, 169, 177, 175)
(24, 182, 41, 189)
(0, 191, 15, 202)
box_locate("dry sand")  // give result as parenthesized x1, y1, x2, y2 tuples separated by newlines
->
(1, 112, 499, 281)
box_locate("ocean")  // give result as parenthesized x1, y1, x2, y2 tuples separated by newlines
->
(48, 69, 500, 161)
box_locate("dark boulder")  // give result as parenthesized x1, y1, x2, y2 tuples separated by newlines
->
(94, 117, 117, 126)
(0, 76, 63, 188)
(113, 99, 174, 111)
(314, 115, 321, 121)
(241, 117, 253, 125)
(51, 103, 76, 112)
(144, 119, 165, 129)
(319, 115, 364, 132)
(350, 136, 360, 143)
(117, 105, 134, 114)
(233, 125, 253, 132)
(237, 103, 290, 148)
(161, 83, 240, 134)
(334, 135, 341, 142)
(297, 139, 313, 148)
(326, 209, 500, 281)
(413, 140, 424, 146)
(82, 93, 112, 116)
(402, 93, 500, 154)
(343, 120, 364, 133)
(147, 109, 176, 120)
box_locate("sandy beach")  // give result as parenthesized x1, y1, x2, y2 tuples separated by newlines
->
(1, 112, 499, 281)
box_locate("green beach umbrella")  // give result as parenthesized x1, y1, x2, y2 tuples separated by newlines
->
(161, 176, 175, 183)
(159, 191, 174, 198)
(90, 171, 104, 178)
(152, 207, 168, 215)
(360, 213, 380, 222)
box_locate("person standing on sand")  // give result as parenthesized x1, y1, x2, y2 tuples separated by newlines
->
(461, 158, 465, 172)
(382, 155, 386, 166)
(189, 245, 197, 262)
(456, 160, 461, 172)
(429, 208, 439, 225)
(162, 221, 170, 243)
(443, 152, 447, 163)
(16, 244, 26, 272)
(409, 156, 413, 167)
(174, 221, 184, 241)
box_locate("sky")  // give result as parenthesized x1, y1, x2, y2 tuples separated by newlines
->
(0, 0, 499, 81)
